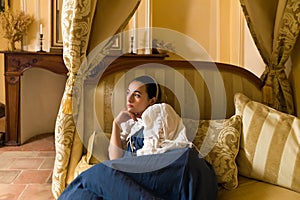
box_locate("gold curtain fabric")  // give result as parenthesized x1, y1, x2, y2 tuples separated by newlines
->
(240, 0, 300, 114)
(51, 0, 98, 199)
(51, 0, 141, 199)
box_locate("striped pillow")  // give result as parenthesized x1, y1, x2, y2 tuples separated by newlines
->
(234, 93, 300, 193)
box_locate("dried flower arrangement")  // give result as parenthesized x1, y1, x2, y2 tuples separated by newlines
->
(0, 9, 34, 51)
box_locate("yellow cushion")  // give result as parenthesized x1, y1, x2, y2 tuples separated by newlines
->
(234, 93, 300, 193)
(86, 131, 110, 164)
(185, 115, 242, 190)
(66, 131, 83, 185)
(74, 155, 93, 178)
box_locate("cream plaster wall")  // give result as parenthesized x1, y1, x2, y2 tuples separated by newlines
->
(129, 0, 242, 62)
(152, 0, 211, 53)
(243, 21, 265, 77)
(150, 0, 262, 71)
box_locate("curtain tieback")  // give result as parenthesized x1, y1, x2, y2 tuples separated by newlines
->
(262, 77, 273, 107)
(261, 65, 285, 107)
(62, 72, 77, 115)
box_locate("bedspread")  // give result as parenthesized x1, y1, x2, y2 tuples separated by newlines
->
(58, 147, 218, 200)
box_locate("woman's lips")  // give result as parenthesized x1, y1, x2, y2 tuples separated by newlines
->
(127, 104, 133, 108)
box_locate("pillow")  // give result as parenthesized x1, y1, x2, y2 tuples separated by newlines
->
(234, 93, 300, 193)
(86, 131, 110, 164)
(74, 131, 111, 178)
(184, 115, 242, 190)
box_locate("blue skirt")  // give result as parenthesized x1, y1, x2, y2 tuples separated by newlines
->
(58, 147, 218, 200)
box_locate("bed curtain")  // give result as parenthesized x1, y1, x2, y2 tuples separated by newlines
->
(240, 0, 300, 114)
(51, 0, 141, 199)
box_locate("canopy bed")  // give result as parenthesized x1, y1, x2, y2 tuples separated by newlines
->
(53, 57, 300, 199)
(52, 0, 300, 199)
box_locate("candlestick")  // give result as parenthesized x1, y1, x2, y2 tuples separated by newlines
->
(37, 34, 45, 52)
(130, 36, 136, 54)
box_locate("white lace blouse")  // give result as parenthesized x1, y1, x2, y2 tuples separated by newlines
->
(120, 103, 192, 156)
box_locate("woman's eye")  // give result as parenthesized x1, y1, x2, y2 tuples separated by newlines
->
(134, 93, 141, 98)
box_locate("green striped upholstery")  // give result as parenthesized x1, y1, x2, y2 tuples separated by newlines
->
(235, 93, 300, 193)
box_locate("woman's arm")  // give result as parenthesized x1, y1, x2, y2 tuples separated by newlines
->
(108, 121, 124, 160)
(108, 110, 138, 160)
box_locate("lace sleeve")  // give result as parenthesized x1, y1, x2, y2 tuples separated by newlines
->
(137, 103, 191, 156)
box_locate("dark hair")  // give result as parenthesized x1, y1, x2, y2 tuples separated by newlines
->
(132, 76, 161, 101)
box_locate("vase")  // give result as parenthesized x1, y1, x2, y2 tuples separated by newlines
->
(8, 40, 16, 51)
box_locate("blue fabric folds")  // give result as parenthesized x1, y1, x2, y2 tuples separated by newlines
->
(58, 147, 218, 200)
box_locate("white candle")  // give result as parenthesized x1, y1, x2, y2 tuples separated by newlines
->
(36, 0, 41, 50)
(132, 12, 137, 53)
(145, 0, 151, 54)
(21, 0, 26, 12)
(40, 24, 43, 35)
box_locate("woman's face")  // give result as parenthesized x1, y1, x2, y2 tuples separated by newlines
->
(126, 81, 155, 115)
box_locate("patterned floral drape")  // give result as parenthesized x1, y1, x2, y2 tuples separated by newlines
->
(240, 0, 300, 114)
(52, 0, 141, 199)
(51, 0, 98, 199)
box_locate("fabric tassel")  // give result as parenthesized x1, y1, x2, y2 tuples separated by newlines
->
(62, 94, 73, 115)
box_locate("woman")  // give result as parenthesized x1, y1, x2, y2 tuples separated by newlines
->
(108, 75, 160, 159)
(58, 76, 218, 200)
(109, 76, 191, 159)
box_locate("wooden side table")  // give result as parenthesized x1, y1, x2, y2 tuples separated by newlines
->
(1, 51, 67, 145)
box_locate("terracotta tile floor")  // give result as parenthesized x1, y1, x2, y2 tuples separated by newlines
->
(0, 131, 55, 200)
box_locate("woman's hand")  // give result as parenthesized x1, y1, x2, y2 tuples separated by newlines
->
(114, 109, 140, 126)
